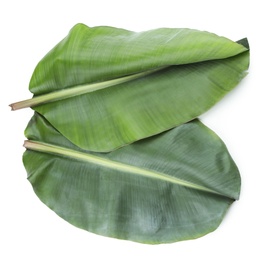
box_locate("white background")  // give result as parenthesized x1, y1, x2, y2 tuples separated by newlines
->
(1, 0, 259, 259)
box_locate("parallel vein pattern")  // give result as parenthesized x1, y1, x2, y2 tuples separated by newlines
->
(12, 24, 249, 152)
(23, 113, 241, 244)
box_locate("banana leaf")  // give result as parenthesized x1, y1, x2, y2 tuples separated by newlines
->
(23, 112, 240, 244)
(11, 24, 249, 151)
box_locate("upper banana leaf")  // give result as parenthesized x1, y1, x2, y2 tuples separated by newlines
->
(24, 24, 249, 152)
(23, 112, 240, 244)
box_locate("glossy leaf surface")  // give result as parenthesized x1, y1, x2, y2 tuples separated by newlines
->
(25, 24, 249, 152)
(23, 113, 240, 244)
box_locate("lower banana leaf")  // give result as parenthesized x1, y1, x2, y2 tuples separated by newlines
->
(23, 113, 240, 244)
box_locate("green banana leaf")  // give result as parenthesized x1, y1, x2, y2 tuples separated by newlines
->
(12, 24, 249, 152)
(23, 112, 240, 244)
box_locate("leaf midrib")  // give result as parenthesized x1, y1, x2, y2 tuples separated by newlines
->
(10, 67, 165, 110)
(24, 140, 232, 199)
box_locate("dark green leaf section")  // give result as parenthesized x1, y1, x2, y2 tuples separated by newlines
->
(23, 113, 240, 244)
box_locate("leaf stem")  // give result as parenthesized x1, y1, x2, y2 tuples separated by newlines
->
(10, 68, 164, 111)
(24, 140, 231, 198)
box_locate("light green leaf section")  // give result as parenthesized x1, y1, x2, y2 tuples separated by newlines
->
(29, 24, 247, 95)
(23, 113, 241, 244)
(25, 24, 249, 152)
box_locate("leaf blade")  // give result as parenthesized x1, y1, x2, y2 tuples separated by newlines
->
(34, 49, 249, 151)
(19, 24, 249, 152)
(23, 113, 241, 244)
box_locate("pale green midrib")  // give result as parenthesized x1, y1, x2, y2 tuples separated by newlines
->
(24, 140, 229, 198)
(10, 67, 165, 110)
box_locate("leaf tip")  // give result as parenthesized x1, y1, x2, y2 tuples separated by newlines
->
(237, 37, 250, 50)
